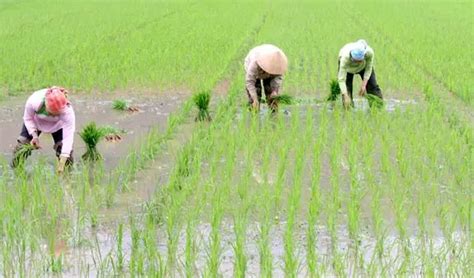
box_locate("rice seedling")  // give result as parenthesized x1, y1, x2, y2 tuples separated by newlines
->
(366, 94, 384, 109)
(327, 79, 341, 101)
(1, 1, 472, 276)
(112, 99, 128, 111)
(269, 93, 294, 105)
(11, 143, 34, 168)
(193, 90, 212, 122)
(80, 122, 108, 161)
(80, 123, 121, 161)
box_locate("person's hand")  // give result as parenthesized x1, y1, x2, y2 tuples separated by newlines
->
(359, 80, 368, 97)
(57, 155, 68, 174)
(31, 136, 41, 149)
(252, 99, 260, 111)
(342, 93, 352, 109)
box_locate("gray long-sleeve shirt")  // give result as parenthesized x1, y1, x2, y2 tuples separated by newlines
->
(244, 45, 283, 100)
(338, 42, 374, 95)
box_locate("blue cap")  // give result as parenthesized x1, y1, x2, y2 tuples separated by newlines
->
(350, 48, 365, 61)
(350, 40, 368, 61)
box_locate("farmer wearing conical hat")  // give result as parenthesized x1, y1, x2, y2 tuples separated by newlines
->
(244, 44, 288, 112)
(338, 39, 383, 108)
(11, 86, 75, 173)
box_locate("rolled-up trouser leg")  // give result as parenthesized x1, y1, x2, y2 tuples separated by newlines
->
(52, 129, 74, 168)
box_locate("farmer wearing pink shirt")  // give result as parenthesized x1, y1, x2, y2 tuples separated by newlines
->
(11, 86, 75, 173)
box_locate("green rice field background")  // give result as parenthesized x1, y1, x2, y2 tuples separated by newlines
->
(0, 0, 472, 276)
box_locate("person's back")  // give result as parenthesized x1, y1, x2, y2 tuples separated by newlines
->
(12, 86, 75, 173)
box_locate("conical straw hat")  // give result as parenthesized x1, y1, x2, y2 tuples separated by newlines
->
(256, 45, 288, 75)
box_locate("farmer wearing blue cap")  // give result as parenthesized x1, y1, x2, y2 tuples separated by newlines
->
(337, 39, 383, 108)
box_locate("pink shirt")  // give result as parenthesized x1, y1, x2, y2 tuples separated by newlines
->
(23, 89, 75, 157)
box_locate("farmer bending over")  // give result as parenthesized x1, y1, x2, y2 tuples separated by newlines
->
(338, 39, 383, 108)
(11, 86, 75, 173)
(245, 44, 288, 112)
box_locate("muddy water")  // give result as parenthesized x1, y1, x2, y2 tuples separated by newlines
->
(0, 92, 190, 169)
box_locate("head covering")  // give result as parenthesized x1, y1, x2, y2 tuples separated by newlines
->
(45, 86, 68, 114)
(256, 45, 288, 75)
(350, 39, 368, 61)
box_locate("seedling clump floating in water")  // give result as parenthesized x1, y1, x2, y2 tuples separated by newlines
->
(112, 99, 128, 111)
(113, 99, 140, 112)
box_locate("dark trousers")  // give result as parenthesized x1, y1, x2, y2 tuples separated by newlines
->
(246, 78, 278, 111)
(345, 68, 383, 100)
(12, 124, 74, 167)
(246, 78, 273, 104)
(344, 68, 383, 108)
(337, 58, 383, 107)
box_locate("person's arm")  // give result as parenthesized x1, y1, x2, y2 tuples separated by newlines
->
(338, 58, 349, 96)
(270, 75, 283, 96)
(59, 106, 75, 157)
(245, 61, 259, 102)
(23, 99, 38, 137)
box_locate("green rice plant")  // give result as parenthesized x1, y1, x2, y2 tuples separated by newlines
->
(307, 109, 326, 276)
(193, 91, 212, 122)
(184, 218, 197, 278)
(366, 94, 384, 109)
(101, 125, 122, 136)
(270, 94, 293, 105)
(116, 223, 124, 272)
(80, 123, 121, 161)
(80, 122, 108, 161)
(284, 119, 306, 277)
(112, 99, 128, 111)
(232, 210, 248, 278)
(12, 144, 34, 168)
(327, 79, 341, 101)
(206, 191, 224, 277)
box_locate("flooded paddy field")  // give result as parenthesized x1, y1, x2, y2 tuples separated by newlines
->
(1, 0, 472, 277)
(2, 99, 467, 277)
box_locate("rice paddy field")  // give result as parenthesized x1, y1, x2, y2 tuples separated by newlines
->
(0, 0, 473, 277)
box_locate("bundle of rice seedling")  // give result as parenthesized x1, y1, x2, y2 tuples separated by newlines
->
(193, 91, 211, 121)
(270, 94, 293, 105)
(366, 94, 384, 109)
(80, 122, 109, 161)
(112, 99, 128, 111)
(327, 79, 341, 101)
(11, 144, 34, 167)
(102, 125, 123, 142)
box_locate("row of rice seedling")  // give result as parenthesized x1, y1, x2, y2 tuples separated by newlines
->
(0, 0, 471, 276)
(126, 73, 471, 276)
(348, 1, 473, 106)
(0, 0, 268, 95)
